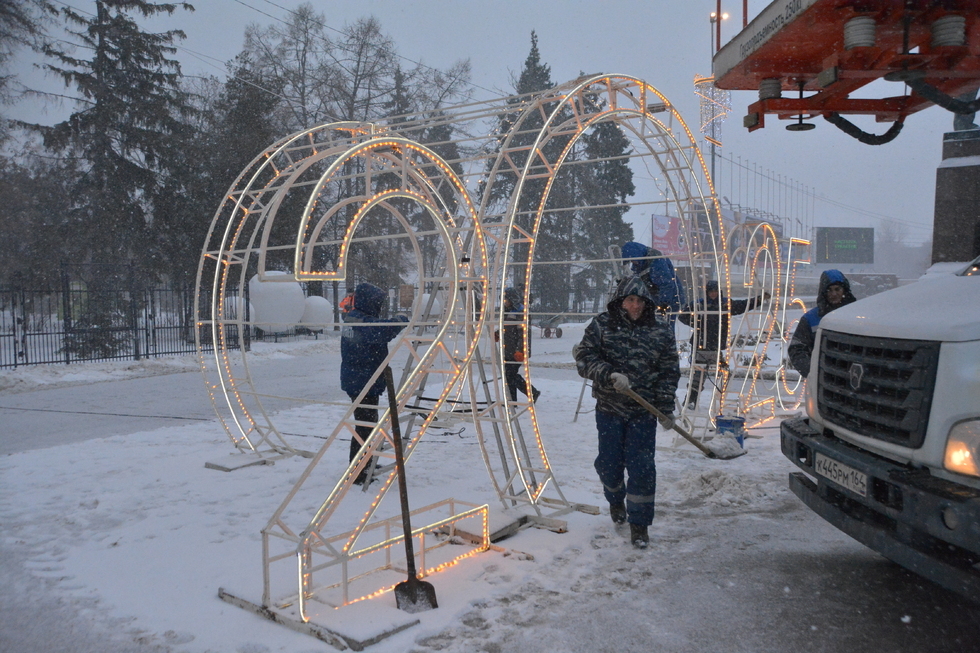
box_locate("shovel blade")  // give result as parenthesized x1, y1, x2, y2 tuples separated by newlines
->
(395, 577, 438, 613)
(704, 436, 746, 460)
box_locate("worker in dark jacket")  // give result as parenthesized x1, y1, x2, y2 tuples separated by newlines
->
(679, 280, 768, 409)
(501, 287, 540, 403)
(620, 241, 685, 327)
(341, 282, 409, 484)
(788, 269, 856, 377)
(573, 275, 680, 549)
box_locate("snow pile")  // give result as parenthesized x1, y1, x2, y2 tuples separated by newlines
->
(0, 356, 202, 394)
(667, 468, 782, 509)
(249, 271, 306, 333)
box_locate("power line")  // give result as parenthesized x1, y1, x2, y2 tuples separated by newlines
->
(44, 0, 293, 105)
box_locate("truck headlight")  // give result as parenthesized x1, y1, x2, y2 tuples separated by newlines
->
(944, 420, 980, 477)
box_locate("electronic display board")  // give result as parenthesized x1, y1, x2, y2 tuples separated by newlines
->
(814, 227, 874, 264)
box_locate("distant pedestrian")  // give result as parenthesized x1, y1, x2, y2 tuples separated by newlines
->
(788, 269, 857, 378)
(500, 287, 540, 404)
(573, 275, 680, 549)
(340, 290, 355, 314)
(679, 280, 768, 410)
(341, 283, 408, 485)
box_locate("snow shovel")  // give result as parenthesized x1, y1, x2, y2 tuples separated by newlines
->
(383, 366, 438, 613)
(621, 387, 746, 460)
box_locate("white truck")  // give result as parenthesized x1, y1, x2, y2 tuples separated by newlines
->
(780, 256, 980, 601)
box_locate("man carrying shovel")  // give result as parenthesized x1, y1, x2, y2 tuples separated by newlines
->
(573, 275, 680, 549)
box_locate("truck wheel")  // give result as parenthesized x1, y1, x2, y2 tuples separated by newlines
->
(555, 328, 563, 338)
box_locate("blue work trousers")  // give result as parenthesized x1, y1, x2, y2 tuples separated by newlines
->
(594, 410, 658, 526)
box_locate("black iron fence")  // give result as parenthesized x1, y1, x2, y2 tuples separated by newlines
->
(0, 284, 207, 368)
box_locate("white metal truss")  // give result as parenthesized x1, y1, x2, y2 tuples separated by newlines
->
(194, 74, 805, 622)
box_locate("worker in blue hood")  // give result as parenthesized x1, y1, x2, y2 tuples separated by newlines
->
(620, 241, 685, 327)
(788, 269, 856, 378)
(341, 282, 409, 484)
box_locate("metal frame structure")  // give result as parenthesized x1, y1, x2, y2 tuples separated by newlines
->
(195, 74, 804, 625)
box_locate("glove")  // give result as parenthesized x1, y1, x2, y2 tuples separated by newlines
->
(658, 412, 675, 431)
(610, 372, 631, 392)
(513, 350, 525, 362)
(494, 330, 500, 342)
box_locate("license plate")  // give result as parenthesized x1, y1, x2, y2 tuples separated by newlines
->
(814, 453, 868, 497)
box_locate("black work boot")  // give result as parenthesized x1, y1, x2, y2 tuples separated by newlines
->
(630, 523, 649, 549)
(609, 501, 627, 525)
(686, 390, 698, 411)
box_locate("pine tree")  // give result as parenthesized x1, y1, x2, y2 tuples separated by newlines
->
(576, 118, 635, 311)
(31, 0, 194, 283)
(24, 1, 193, 356)
(1, 0, 54, 143)
(481, 31, 571, 305)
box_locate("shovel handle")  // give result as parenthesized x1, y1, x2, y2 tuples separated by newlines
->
(384, 366, 420, 579)
(620, 387, 716, 458)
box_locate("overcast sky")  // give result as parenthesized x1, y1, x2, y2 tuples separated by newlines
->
(14, 0, 950, 245)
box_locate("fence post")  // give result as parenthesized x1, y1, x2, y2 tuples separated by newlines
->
(61, 266, 72, 365)
(13, 289, 24, 367)
(146, 288, 156, 358)
(129, 262, 141, 361)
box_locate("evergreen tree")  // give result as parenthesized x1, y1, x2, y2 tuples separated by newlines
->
(0, 0, 53, 142)
(22, 1, 193, 356)
(576, 118, 635, 311)
(0, 156, 77, 288)
(481, 31, 571, 303)
(29, 0, 194, 283)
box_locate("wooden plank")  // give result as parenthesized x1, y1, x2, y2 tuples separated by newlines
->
(204, 457, 274, 472)
(218, 588, 347, 650)
(218, 588, 421, 651)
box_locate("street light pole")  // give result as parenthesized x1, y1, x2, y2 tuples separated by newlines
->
(708, 9, 728, 187)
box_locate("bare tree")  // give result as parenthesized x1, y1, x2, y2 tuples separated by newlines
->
(242, 4, 470, 129)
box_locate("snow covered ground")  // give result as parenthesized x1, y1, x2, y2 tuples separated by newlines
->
(2, 331, 978, 653)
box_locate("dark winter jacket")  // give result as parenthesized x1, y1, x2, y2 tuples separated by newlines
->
(340, 282, 409, 397)
(621, 241, 686, 324)
(503, 311, 530, 362)
(573, 275, 680, 418)
(501, 288, 530, 363)
(788, 269, 857, 377)
(678, 280, 764, 352)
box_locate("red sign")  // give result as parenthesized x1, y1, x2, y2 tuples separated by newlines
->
(651, 214, 686, 257)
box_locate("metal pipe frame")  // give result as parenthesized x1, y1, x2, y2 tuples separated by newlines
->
(193, 74, 805, 616)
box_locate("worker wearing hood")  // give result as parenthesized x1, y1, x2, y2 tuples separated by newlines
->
(788, 269, 857, 377)
(341, 282, 409, 484)
(573, 275, 680, 549)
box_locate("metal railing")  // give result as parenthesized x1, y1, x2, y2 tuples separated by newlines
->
(0, 285, 210, 368)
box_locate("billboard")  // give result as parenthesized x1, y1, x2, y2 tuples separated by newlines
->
(814, 227, 874, 264)
(650, 214, 688, 257)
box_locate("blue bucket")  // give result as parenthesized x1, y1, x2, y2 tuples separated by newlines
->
(715, 415, 746, 448)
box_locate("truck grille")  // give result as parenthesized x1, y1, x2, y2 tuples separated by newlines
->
(817, 330, 940, 447)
